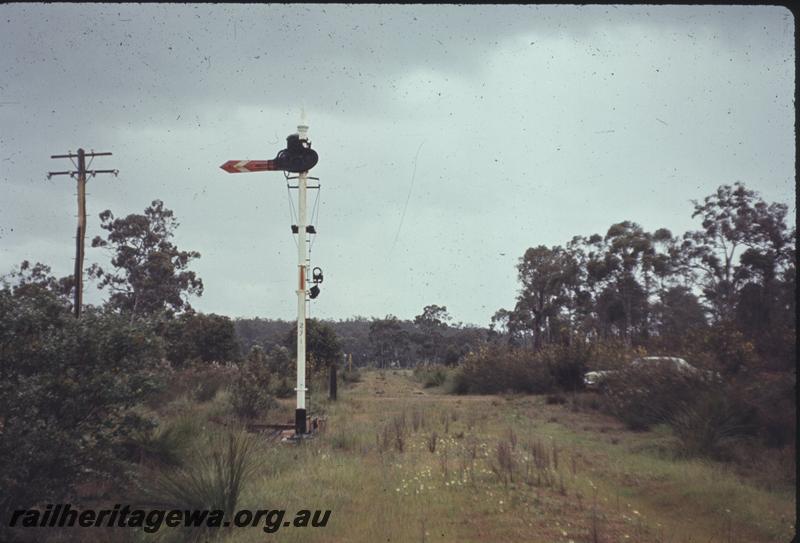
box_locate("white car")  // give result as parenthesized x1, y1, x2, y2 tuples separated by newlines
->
(583, 356, 706, 390)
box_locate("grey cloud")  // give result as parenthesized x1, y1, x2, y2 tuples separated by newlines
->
(1, 4, 793, 325)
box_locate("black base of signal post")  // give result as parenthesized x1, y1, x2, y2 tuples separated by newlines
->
(295, 408, 307, 436)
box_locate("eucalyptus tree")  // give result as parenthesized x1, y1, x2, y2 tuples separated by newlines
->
(679, 182, 791, 323)
(89, 200, 203, 320)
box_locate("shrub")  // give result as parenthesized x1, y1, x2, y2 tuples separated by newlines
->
(587, 338, 646, 372)
(271, 375, 295, 399)
(266, 344, 294, 379)
(669, 390, 752, 460)
(192, 363, 237, 403)
(455, 345, 555, 394)
(540, 342, 593, 391)
(341, 367, 362, 384)
(446, 368, 471, 395)
(160, 312, 240, 367)
(230, 346, 276, 420)
(145, 360, 238, 409)
(413, 364, 448, 388)
(0, 287, 164, 522)
(602, 366, 707, 431)
(738, 372, 796, 448)
(123, 416, 200, 467)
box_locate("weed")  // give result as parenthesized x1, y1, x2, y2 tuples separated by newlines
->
(589, 486, 601, 543)
(391, 413, 407, 453)
(329, 425, 358, 451)
(507, 427, 518, 450)
(411, 408, 424, 432)
(439, 442, 449, 481)
(491, 439, 515, 486)
(552, 439, 559, 470)
(427, 431, 438, 454)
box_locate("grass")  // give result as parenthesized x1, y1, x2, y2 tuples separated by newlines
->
(116, 369, 795, 543)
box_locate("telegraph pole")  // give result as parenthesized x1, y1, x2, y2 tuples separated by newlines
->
(48, 149, 118, 318)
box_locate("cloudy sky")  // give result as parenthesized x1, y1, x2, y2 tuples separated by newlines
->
(1, 4, 795, 326)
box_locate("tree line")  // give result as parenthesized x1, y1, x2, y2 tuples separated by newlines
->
(235, 304, 488, 369)
(490, 182, 795, 373)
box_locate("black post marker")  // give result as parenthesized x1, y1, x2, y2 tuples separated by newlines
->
(329, 364, 338, 401)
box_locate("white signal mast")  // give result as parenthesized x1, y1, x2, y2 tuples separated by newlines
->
(220, 112, 320, 437)
(294, 114, 309, 436)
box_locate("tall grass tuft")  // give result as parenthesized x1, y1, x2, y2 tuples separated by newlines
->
(140, 430, 260, 542)
(670, 392, 750, 459)
(124, 416, 199, 468)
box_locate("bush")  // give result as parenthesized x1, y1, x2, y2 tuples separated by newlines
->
(586, 338, 646, 372)
(272, 375, 295, 398)
(735, 372, 796, 448)
(0, 287, 164, 522)
(266, 344, 294, 379)
(341, 367, 362, 384)
(413, 364, 448, 388)
(189, 362, 238, 403)
(160, 312, 240, 367)
(122, 416, 200, 467)
(669, 390, 753, 460)
(445, 368, 471, 395)
(455, 345, 555, 394)
(230, 346, 277, 420)
(147, 361, 238, 407)
(602, 365, 708, 431)
(539, 342, 593, 391)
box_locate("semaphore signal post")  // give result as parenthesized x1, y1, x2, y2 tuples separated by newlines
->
(220, 114, 320, 438)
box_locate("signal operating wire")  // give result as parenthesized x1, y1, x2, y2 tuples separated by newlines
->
(285, 183, 298, 249)
(309, 183, 321, 252)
